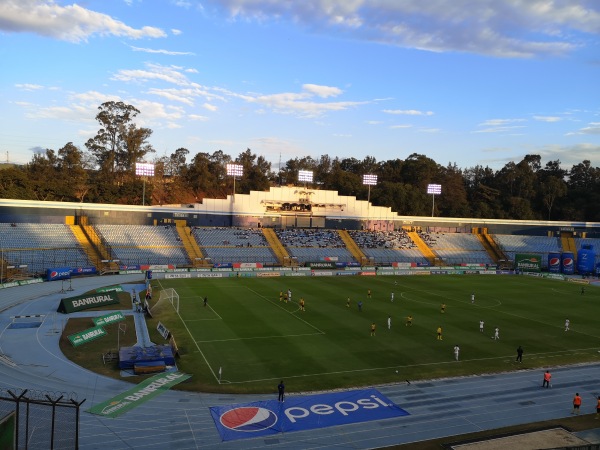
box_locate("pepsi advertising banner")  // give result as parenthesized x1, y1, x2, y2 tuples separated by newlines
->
(46, 267, 72, 281)
(209, 388, 408, 442)
(561, 252, 575, 275)
(548, 252, 561, 273)
(70, 267, 98, 276)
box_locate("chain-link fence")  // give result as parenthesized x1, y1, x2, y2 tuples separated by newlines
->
(0, 388, 84, 450)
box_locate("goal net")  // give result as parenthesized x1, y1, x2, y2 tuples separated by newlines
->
(150, 288, 180, 314)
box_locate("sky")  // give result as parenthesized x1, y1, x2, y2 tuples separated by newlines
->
(0, 0, 599, 172)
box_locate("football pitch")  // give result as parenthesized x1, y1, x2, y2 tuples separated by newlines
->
(146, 275, 600, 394)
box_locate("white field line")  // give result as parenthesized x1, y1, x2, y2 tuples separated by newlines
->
(196, 331, 323, 344)
(156, 279, 219, 383)
(246, 287, 325, 335)
(223, 346, 600, 385)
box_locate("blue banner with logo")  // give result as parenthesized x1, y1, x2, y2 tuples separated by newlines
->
(209, 388, 408, 442)
(46, 267, 72, 281)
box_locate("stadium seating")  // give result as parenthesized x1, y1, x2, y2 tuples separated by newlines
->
(274, 229, 355, 264)
(425, 232, 495, 265)
(192, 227, 278, 265)
(95, 225, 190, 266)
(494, 234, 562, 268)
(0, 223, 92, 275)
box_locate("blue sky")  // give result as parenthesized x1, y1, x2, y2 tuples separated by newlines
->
(0, 0, 599, 171)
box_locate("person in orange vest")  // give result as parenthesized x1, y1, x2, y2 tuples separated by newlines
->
(572, 393, 582, 415)
(542, 370, 552, 388)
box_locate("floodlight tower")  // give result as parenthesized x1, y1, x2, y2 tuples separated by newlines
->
(427, 183, 442, 217)
(363, 174, 377, 218)
(298, 170, 313, 188)
(135, 163, 155, 206)
(226, 163, 244, 202)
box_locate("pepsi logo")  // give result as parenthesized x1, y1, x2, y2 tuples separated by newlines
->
(50, 271, 58, 278)
(549, 257, 560, 266)
(220, 407, 278, 432)
(563, 258, 573, 266)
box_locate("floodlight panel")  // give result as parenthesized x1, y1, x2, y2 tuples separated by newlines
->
(427, 184, 442, 194)
(226, 164, 244, 177)
(298, 170, 313, 183)
(363, 174, 378, 186)
(135, 163, 155, 176)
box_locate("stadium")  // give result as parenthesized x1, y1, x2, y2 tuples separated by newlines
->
(1, 187, 600, 449)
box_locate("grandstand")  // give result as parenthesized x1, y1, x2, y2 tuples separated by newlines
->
(0, 223, 92, 277)
(0, 186, 599, 280)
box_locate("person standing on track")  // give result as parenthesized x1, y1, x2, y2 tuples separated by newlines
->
(278, 380, 285, 402)
(595, 395, 600, 419)
(542, 370, 552, 388)
(572, 393, 582, 414)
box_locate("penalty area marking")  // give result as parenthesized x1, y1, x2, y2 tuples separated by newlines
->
(156, 279, 220, 383)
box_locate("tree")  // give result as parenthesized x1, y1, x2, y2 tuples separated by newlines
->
(235, 148, 272, 194)
(57, 142, 90, 202)
(85, 101, 141, 174)
(541, 176, 567, 220)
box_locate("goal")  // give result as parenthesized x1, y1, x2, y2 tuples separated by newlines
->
(151, 288, 180, 314)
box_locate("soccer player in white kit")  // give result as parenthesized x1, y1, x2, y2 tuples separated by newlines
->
(390, 292, 394, 302)
(471, 292, 475, 304)
(565, 318, 570, 331)
(454, 345, 460, 361)
(479, 320, 484, 333)
(493, 327, 500, 340)
(387, 316, 391, 329)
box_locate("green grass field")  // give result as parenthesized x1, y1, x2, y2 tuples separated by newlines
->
(144, 275, 600, 394)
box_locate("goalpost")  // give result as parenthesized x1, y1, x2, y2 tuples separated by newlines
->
(151, 288, 180, 314)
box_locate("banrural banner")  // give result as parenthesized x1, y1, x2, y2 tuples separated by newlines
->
(57, 292, 120, 313)
(515, 253, 542, 273)
(68, 325, 106, 347)
(96, 285, 125, 293)
(88, 371, 191, 418)
(93, 311, 125, 327)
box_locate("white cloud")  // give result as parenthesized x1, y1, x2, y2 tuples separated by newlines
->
(473, 125, 527, 134)
(479, 118, 526, 127)
(203, 103, 218, 111)
(171, 28, 182, 35)
(112, 63, 192, 86)
(0, 0, 166, 42)
(533, 116, 561, 122)
(383, 109, 433, 116)
(567, 122, 600, 135)
(128, 45, 195, 56)
(212, 0, 600, 58)
(390, 124, 413, 129)
(188, 114, 209, 121)
(302, 84, 342, 98)
(15, 83, 44, 90)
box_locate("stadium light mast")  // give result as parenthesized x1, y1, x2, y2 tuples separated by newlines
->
(135, 163, 155, 206)
(226, 163, 244, 202)
(363, 174, 377, 219)
(427, 183, 442, 217)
